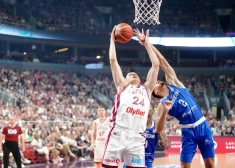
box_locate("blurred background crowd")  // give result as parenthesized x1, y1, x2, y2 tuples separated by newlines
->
(0, 0, 234, 37)
(0, 0, 234, 166)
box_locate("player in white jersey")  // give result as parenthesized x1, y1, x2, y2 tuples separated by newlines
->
(90, 105, 111, 168)
(102, 27, 160, 168)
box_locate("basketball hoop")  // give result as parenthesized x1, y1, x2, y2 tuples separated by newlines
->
(133, 0, 163, 25)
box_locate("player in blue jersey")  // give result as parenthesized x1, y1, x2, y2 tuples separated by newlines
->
(134, 29, 215, 168)
(123, 104, 170, 168)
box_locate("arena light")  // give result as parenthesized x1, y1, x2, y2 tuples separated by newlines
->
(85, 63, 104, 69)
(55, 48, 68, 53)
(132, 37, 235, 47)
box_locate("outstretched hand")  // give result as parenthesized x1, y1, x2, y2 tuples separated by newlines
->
(110, 26, 116, 42)
(134, 28, 150, 46)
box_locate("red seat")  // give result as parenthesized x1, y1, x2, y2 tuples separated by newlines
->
(23, 149, 30, 160)
(28, 149, 37, 164)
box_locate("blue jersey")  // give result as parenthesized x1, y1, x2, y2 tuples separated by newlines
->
(143, 120, 158, 162)
(161, 85, 203, 124)
(161, 84, 215, 163)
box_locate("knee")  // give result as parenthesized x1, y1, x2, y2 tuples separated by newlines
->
(205, 162, 215, 168)
(204, 157, 215, 168)
(180, 162, 191, 168)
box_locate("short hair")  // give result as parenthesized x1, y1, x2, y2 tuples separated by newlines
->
(98, 105, 105, 109)
(152, 92, 163, 98)
(125, 71, 136, 77)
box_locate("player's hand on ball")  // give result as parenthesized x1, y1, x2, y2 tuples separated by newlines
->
(110, 26, 117, 42)
(163, 100, 172, 112)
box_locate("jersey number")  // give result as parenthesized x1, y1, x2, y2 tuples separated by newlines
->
(178, 99, 188, 107)
(132, 96, 145, 106)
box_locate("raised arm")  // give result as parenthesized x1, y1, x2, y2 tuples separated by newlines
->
(109, 26, 128, 92)
(155, 100, 172, 133)
(150, 45, 185, 88)
(134, 29, 160, 94)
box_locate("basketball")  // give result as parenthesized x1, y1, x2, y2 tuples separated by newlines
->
(115, 23, 133, 43)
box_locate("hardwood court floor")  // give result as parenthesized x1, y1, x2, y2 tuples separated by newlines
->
(118, 153, 235, 168)
(25, 153, 235, 168)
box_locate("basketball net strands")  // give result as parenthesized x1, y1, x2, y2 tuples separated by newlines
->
(133, 0, 163, 25)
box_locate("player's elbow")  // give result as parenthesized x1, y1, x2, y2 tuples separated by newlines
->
(109, 58, 117, 64)
(152, 63, 160, 71)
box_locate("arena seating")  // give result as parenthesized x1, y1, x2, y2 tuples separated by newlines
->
(0, 0, 231, 36)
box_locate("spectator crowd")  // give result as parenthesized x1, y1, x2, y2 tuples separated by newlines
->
(0, 0, 230, 37)
(0, 67, 234, 167)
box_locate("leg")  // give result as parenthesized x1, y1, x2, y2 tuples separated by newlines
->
(123, 135, 145, 168)
(197, 121, 215, 168)
(94, 162, 102, 168)
(145, 161, 153, 168)
(102, 128, 122, 168)
(3, 143, 11, 168)
(65, 145, 77, 158)
(94, 144, 105, 168)
(180, 128, 197, 168)
(203, 158, 215, 168)
(11, 145, 22, 168)
(37, 147, 50, 164)
(180, 153, 193, 168)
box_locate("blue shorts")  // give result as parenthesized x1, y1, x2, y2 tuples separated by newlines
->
(180, 121, 215, 163)
(145, 160, 153, 168)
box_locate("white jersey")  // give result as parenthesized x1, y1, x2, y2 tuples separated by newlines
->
(95, 117, 111, 145)
(111, 84, 150, 133)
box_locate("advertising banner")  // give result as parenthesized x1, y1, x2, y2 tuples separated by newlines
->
(165, 136, 235, 154)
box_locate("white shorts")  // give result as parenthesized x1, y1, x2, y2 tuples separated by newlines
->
(94, 143, 105, 163)
(102, 126, 146, 168)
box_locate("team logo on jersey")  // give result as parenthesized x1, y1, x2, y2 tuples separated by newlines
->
(126, 107, 145, 116)
(8, 129, 17, 134)
(131, 157, 143, 165)
(104, 158, 120, 164)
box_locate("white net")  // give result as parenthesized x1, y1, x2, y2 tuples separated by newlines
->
(133, 0, 163, 25)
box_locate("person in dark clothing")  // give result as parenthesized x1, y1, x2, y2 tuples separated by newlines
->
(0, 116, 25, 168)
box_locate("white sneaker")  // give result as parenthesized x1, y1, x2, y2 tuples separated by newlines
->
(21, 164, 25, 168)
(22, 159, 31, 164)
(79, 157, 86, 161)
(1, 165, 11, 168)
(9, 162, 17, 168)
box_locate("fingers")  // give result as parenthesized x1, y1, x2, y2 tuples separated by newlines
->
(146, 29, 149, 38)
(133, 28, 142, 35)
(165, 100, 172, 105)
(112, 25, 116, 33)
(133, 28, 139, 34)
